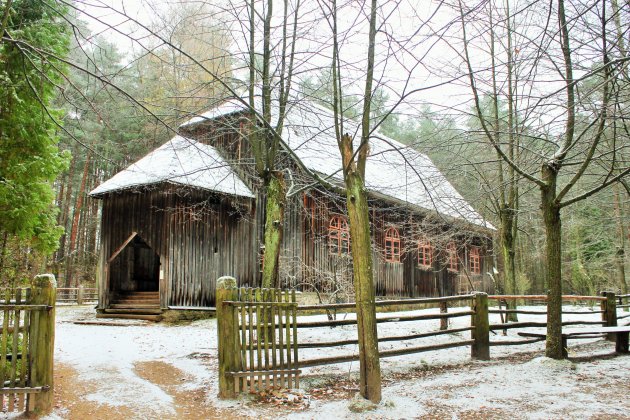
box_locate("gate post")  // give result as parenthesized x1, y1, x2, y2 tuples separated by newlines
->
(471, 292, 490, 360)
(217, 276, 238, 398)
(28, 274, 56, 415)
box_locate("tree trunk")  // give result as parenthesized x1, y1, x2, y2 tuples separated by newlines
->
(58, 154, 77, 285)
(66, 152, 92, 288)
(51, 179, 66, 279)
(261, 171, 286, 289)
(0, 232, 8, 285)
(541, 163, 564, 359)
(345, 169, 381, 403)
(499, 208, 518, 321)
(613, 184, 628, 307)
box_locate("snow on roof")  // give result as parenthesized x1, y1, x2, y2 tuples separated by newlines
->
(89, 135, 254, 198)
(180, 98, 493, 229)
(180, 99, 246, 127)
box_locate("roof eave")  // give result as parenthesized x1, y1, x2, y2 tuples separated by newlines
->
(88, 180, 255, 200)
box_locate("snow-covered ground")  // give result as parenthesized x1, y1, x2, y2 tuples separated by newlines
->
(34, 305, 630, 419)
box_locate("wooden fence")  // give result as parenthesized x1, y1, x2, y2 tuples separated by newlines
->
(217, 282, 300, 398)
(486, 294, 615, 346)
(293, 293, 484, 367)
(57, 286, 98, 305)
(618, 294, 630, 321)
(217, 285, 626, 398)
(0, 275, 55, 415)
(218, 282, 484, 397)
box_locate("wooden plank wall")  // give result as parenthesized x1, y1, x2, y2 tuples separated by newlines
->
(98, 187, 258, 308)
(280, 190, 494, 298)
(97, 186, 493, 307)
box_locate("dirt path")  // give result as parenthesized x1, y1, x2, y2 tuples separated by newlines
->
(50, 307, 248, 419)
(54, 360, 231, 419)
(54, 363, 136, 419)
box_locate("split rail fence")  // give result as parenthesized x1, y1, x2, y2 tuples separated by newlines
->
(487, 293, 618, 346)
(618, 294, 630, 321)
(0, 275, 56, 415)
(57, 286, 98, 305)
(217, 282, 626, 398)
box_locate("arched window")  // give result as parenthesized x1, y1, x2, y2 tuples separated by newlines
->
(446, 242, 458, 271)
(417, 238, 433, 267)
(470, 246, 481, 274)
(329, 215, 350, 255)
(384, 227, 401, 263)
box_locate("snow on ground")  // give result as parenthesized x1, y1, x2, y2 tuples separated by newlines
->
(40, 305, 630, 419)
(52, 308, 221, 418)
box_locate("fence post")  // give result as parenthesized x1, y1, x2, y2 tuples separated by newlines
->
(217, 276, 238, 399)
(77, 285, 84, 305)
(440, 301, 448, 330)
(28, 274, 56, 415)
(471, 292, 490, 360)
(601, 291, 617, 341)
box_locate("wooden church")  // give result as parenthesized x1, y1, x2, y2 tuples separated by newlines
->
(90, 98, 495, 319)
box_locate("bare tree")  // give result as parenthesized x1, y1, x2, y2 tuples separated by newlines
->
(456, 0, 630, 358)
(324, 0, 382, 403)
(243, 0, 302, 288)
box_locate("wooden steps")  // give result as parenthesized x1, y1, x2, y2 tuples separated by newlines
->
(96, 313, 163, 322)
(99, 290, 163, 322)
(103, 308, 163, 315)
(109, 304, 161, 310)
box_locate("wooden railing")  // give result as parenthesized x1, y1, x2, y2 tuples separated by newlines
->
(294, 293, 483, 368)
(56, 286, 98, 305)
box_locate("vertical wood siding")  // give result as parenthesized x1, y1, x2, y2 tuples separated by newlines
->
(98, 187, 257, 308)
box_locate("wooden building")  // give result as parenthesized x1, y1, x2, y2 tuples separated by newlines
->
(90, 99, 495, 317)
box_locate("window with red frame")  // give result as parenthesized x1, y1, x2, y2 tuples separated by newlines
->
(446, 242, 458, 271)
(417, 238, 433, 267)
(470, 246, 481, 274)
(384, 227, 401, 263)
(329, 215, 350, 255)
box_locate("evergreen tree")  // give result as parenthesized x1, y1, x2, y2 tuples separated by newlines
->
(0, 0, 70, 282)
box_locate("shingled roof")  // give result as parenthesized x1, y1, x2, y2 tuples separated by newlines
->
(180, 98, 493, 230)
(89, 135, 254, 198)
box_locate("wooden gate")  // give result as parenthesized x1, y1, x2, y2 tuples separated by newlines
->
(217, 280, 300, 397)
(0, 275, 56, 414)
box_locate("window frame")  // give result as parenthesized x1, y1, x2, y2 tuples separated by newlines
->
(384, 226, 401, 263)
(446, 242, 458, 272)
(417, 238, 433, 268)
(328, 215, 350, 255)
(469, 246, 481, 274)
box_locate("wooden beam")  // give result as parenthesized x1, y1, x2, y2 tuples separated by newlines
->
(107, 232, 137, 264)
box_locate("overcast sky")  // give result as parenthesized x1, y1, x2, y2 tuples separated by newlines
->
(72, 0, 479, 119)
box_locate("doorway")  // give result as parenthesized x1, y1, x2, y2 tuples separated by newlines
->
(108, 234, 160, 294)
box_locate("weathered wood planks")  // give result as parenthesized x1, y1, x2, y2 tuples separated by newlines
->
(218, 286, 301, 397)
(0, 279, 55, 415)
